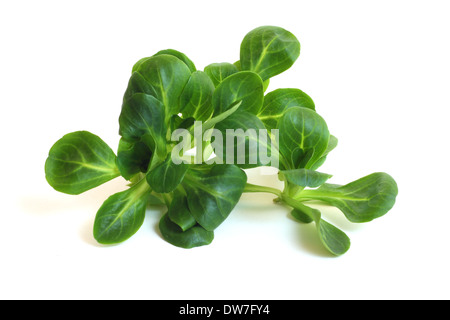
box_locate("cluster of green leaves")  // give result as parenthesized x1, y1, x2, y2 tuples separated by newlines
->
(45, 26, 398, 255)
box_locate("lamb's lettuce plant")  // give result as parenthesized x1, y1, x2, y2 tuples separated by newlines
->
(45, 26, 398, 255)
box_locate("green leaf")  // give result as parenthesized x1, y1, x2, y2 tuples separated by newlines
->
(234, 60, 270, 91)
(119, 93, 167, 157)
(258, 88, 315, 130)
(299, 172, 398, 223)
(240, 26, 300, 81)
(212, 71, 264, 115)
(122, 71, 154, 102)
(310, 135, 338, 171)
(167, 189, 197, 231)
(284, 197, 350, 255)
(278, 107, 329, 170)
(159, 213, 214, 248)
(182, 164, 247, 231)
(280, 169, 332, 188)
(291, 208, 313, 224)
(154, 49, 197, 73)
(204, 62, 239, 87)
(132, 49, 196, 74)
(146, 155, 188, 193)
(116, 138, 152, 180)
(93, 179, 150, 244)
(45, 131, 119, 195)
(214, 110, 277, 169)
(179, 70, 215, 121)
(134, 54, 191, 117)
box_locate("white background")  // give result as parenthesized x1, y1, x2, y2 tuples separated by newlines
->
(1, 0, 449, 300)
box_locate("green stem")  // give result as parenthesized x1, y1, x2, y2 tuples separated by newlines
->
(243, 183, 282, 197)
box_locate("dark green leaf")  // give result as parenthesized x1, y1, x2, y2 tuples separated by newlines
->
(148, 193, 165, 206)
(122, 72, 154, 102)
(93, 179, 150, 244)
(278, 107, 329, 170)
(291, 208, 313, 224)
(45, 131, 119, 195)
(284, 197, 350, 255)
(134, 54, 191, 117)
(159, 213, 214, 248)
(167, 189, 196, 231)
(204, 62, 239, 87)
(116, 138, 152, 180)
(146, 155, 188, 193)
(258, 88, 315, 130)
(234, 60, 270, 92)
(280, 169, 332, 188)
(132, 49, 196, 74)
(183, 164, 247, 231)
(154, 49, 196, 73)
(299, 172, 398, 223)
(179, 71, 215, 121)
(212, 71, 264, 115)
(119, 93, 167, 157)
(240, 26, 300, 81)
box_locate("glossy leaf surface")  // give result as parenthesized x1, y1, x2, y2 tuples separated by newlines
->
(204, 62, 239, 87)
(146, 155, 188, 193)
(212, 71, 264, 115)
(45, 131, 119, 195)
(134, 54, 191, 117)
(240, 26, 300, 81)
(258, 88, 315, 129)
(281, 168, 332, 188)
(116, 138, 151, 180)
(159, 213, 214, 249)
(179, 70, 215, 121)
(119, 93, 167, 156)
(183, 164, 247, 231)
(299, 173, 398, 223)
(167, 190, 197, 231)
(93, 179, 150, 244)
(278, 107, 329, 170)
(285, 198, 350, 255)
(153, 49, 196, 73)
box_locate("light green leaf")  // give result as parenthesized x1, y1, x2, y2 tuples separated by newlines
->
(45, 131, 119, 195)
(240, 26, 300, 81)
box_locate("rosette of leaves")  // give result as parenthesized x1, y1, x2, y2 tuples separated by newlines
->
(45, 26, 398, 255)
